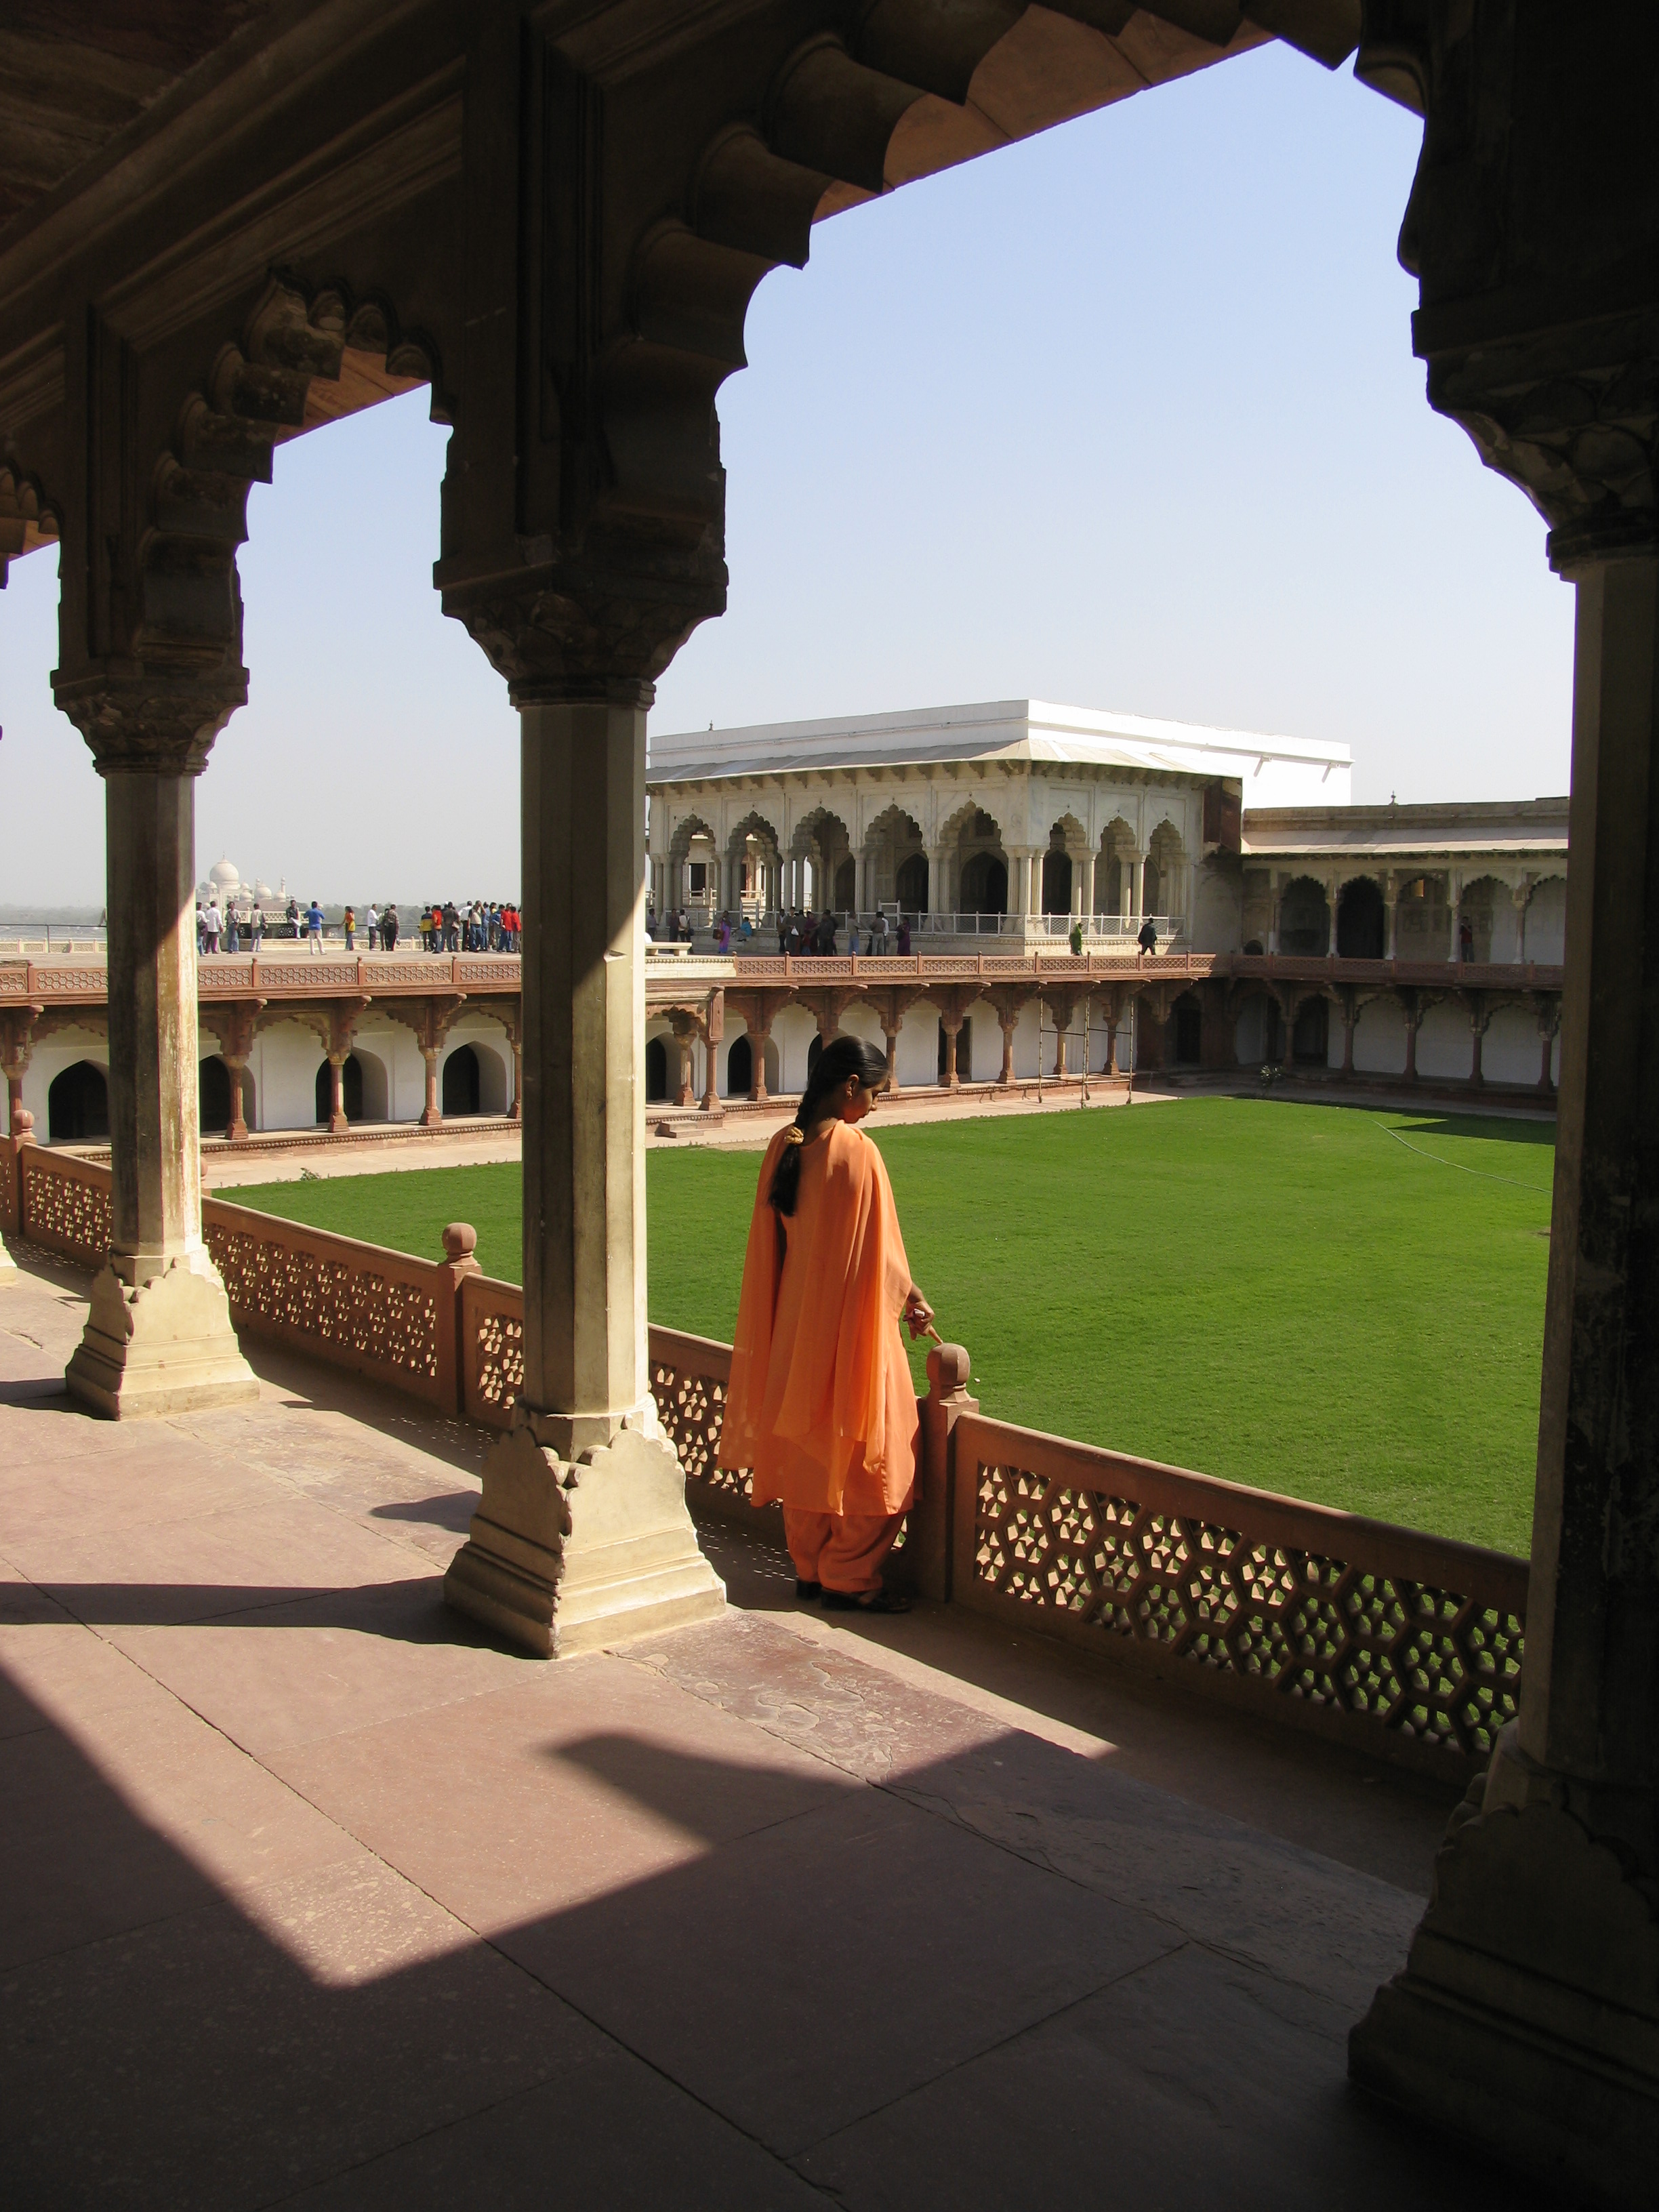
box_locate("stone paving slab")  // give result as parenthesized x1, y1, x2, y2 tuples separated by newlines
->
(0, 1257, 1541, 2207)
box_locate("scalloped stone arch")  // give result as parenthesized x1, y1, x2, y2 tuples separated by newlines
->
(139, 275, 447, 689)
(0, 455, 62, 588)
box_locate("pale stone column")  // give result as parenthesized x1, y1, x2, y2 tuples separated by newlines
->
(60, 771, 256, 1414)
(445, 693, 722, 1656)
(1080, 852, 1097, 926)
(1383, 876, 1399, 960)
(1447, 869, 1462, 960)
(1130, 853, 1145, 925)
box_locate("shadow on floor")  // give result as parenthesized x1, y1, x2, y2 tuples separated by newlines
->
(0, 1645, 1548, 2212)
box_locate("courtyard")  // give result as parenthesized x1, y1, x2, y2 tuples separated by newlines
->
(232, 1098, 1551, 1556)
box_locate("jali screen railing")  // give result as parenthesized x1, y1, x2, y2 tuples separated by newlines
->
(956, 1412, 1526, 1775)
(5, 1136, 1525, 1778)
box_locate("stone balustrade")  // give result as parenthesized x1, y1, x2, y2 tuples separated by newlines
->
(1, 1131, 1525, 1784)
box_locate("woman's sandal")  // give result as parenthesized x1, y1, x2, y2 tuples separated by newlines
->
(820, 1587, 911, 1614)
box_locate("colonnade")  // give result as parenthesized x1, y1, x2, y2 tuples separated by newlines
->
(3, 7, 1657, 2191)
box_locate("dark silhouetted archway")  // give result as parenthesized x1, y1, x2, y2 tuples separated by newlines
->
(1042, 852, 1072, 915)
(1336, 877, 1386, 958)
(960, 852, 1006, 915)
(200, 1055, 231, 1133)
(727, 1035, 752, 1094)
(645, 1038, 668, 1102)
(48, 1061, 108, 1142)
(441, 1044, 480, 1115)
(314, 1053, 365, 1124)
(896, 853, 928, 912)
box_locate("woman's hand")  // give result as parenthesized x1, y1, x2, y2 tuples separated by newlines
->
(903, 1288, 935, 1340)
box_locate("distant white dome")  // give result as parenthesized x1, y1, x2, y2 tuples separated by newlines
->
(209, 857, 240, 896)
(254, 879, 275, 902)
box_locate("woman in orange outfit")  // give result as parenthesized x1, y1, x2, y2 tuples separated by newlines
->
(719, 1035, 934, 1612)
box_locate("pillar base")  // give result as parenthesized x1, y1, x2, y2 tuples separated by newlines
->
(65, 1251, 259, 1419)
(445, 1406, 726, 1658)
(1349, 1780, 1659, 2211)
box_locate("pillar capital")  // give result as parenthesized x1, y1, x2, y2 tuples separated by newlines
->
(434, 552, 721, 708)
(53, 668, 247, 779)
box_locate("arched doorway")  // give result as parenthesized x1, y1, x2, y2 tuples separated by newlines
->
(896, 853, 928, 912)
(727, 1035, 752, 1094)
(1172, 995, 1202, 1064)
(645, 1038, 668, 1101)
(1279, 878, 1331, 956)
(1336, 878, 1386, 958)
(1041, 851, 1072, 915)
(314, 1053, 366, 1124)
(442, 1044, 480, 1115)
(960, 851, 1007, 915)
(47, 1061, 108, 1142)
(834, 857, 857, 912)
(199, 1055, 231, 1134)
(1292, 998, 1329, 1064)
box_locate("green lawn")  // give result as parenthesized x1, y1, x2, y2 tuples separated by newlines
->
(228, 1097, 1553, 1555)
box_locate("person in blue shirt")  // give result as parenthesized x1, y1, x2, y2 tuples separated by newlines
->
(307, 900, 325, 953)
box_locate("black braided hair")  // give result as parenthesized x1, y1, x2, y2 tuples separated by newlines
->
(768, 1034, 890, 1216)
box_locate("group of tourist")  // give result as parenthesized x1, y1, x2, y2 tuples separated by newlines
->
(411, 899, 520, 953)
(194, 895, 525, 956)
(646, 907, 917, 958)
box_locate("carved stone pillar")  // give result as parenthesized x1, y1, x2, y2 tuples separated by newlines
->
(436, 640, 721, 1658)
(421, 1050, 443, 1127)
(2, 1010, 37, 1139)
(668, 1015, 696, 1107)
(1348, 14, 1659, 2196)
(1079, 852, 1097, 924)
(747, 1022, 772, 1103)
(699, 990, 723, 1113)
(1383, 878, 1399, 960)
(939, 1011, 962, 1090)
(1339, 990, 1356, 1079)
(49, 682, 255, 1417)
(1466, 994, 1489, 1087)
(1536, 999, 1560, 1094)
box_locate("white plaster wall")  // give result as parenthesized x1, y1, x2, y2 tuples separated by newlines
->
(839, 1002, 885, 1054)
(1352, 995, 1408, 1076)
(1526, 877, 1568, 964)
(1416, 998, 1473, 1081)
(1483, 1002, 1547, 1086)
(774, 1004, 819, 1095)
(965, 998, 1000, 1081)
(892, 1004, 937, 1088)
(249, 1019, 327, 1129)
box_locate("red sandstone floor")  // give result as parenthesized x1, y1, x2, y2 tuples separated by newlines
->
(0, 1248, 1537, 2208)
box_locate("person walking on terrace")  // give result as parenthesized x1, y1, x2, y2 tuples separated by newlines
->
(719, 1035, 935, 1614)
(306, 899, 325, 951)
(1137, 914, 1158, 957)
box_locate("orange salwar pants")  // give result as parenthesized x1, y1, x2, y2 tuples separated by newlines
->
(784, 1507, 907, 1595)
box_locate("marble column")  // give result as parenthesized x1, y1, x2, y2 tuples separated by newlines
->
(1080, 852, 1097, 926)
(445, 691, 722, 1656)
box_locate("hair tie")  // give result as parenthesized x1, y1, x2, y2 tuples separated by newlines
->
(783, 1126, 805, 1145)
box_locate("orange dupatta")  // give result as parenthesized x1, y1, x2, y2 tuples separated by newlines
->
(718, 1121, 919, 1516)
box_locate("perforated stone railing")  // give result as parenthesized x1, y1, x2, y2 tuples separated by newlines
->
(16, 1145, 112, 1264)
(955, 1412, 1527, 1780)
(201, 1205, 456, 1412)
(459, 1271, 525, 1430)
(5, 1136, 1525, 1778)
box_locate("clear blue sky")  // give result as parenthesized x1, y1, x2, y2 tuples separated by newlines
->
(0, 41, 1572, 908)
